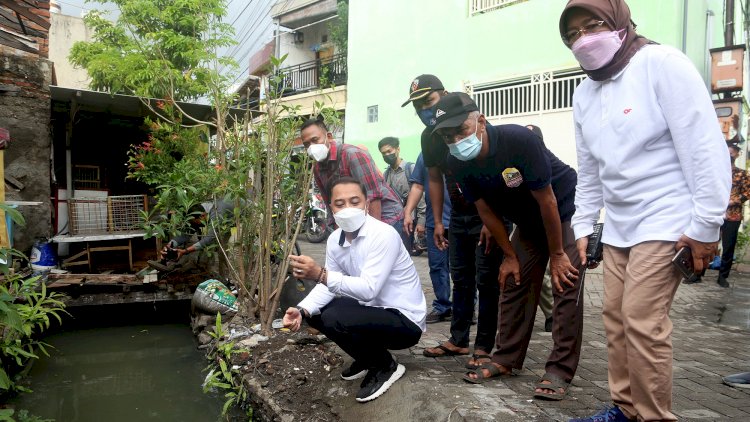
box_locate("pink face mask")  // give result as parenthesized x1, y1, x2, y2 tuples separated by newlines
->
(572, 29, 625, 71)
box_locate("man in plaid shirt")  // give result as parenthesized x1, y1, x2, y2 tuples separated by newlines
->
(301, 117, 404, 233)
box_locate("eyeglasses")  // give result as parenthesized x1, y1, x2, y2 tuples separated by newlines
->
(563, 20, 606, 45)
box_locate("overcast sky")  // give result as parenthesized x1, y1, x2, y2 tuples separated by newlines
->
(55, 0, 275, 87)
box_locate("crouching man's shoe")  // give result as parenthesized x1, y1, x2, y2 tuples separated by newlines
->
(355, 360, 405, 403)
(341, 360, 368, 380)
(569, 405, 633, 422)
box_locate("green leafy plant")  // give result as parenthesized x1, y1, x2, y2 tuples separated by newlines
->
(0, 205, 68, 396)
(203, 313, 249, 418)
(328, 1, 349, 57)
(734, 224, 750, 264)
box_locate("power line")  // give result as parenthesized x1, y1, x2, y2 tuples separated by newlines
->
(230, 0, 255, 26)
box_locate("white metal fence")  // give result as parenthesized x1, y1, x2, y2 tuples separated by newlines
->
(471, 71, 586, 119)
(470, 0, 524, 15)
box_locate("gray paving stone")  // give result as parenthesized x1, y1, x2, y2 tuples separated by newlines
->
(297, 239, 750, 421)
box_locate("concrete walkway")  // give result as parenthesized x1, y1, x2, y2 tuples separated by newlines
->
(297, 239, 750, 421)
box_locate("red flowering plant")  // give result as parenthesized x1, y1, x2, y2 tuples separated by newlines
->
(127, 100, 224, 243)
(126, 101, 209, 187)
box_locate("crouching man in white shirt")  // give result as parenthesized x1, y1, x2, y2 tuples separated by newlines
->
(283, 176, 427, 403)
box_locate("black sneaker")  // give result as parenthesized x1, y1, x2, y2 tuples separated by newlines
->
(355, 360, 405, 403)
(341, 360, 368, 380)
(425, 309, 451, 324)
(717, 276, 730, 288)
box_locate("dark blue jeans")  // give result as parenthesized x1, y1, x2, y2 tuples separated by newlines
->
(426, 226, 451, 314)
(391, 218, 405, 243)
(448, 213, 503, 353)
(720, 220, 741, 280)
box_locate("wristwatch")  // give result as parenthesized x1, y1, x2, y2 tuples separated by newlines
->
(296, 306, 308, 319)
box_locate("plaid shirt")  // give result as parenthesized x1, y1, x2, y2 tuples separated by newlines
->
(314, 142, 404, 225)
(726, 166, 750, 221)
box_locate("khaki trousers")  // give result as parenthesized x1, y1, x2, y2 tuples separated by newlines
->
(602, 241, 681, 422)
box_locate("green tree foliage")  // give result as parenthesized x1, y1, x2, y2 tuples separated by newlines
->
(0, 205, 67, 396)
(69, 0, 236, 100)
(328, 1, 348, 57)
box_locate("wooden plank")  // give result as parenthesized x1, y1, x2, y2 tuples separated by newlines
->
(0, 0, 50, 30)
(0, 150, 7, 248)
(48, 278, 84, 288)
(0, 7, 44, 37)
(52, 231, 146, 243)
(47, 273, 141, 285)
(0, 29, 36, 53)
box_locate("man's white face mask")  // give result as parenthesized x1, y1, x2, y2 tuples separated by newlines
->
(307, 143, 329, 162)
(333, 207, 367, 232)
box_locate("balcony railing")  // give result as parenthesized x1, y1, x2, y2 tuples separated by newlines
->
(275, 53, 347, 96)
(470, 0, 525, 15)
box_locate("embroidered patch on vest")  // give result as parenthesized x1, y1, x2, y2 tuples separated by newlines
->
(502, 167, 523, 188)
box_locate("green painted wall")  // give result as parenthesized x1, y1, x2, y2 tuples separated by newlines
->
(344, 0, 736, 169)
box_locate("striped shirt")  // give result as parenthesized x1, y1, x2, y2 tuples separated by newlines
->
(314, 143, 404, 225)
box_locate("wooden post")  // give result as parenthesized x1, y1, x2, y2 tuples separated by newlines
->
(0, 149, 7, 248)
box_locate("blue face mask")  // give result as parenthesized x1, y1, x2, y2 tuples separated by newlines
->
(417, 109, 436, 127)
(448, 119, 482, 161)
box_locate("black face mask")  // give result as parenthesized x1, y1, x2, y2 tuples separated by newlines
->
(383, 153, 398, 166)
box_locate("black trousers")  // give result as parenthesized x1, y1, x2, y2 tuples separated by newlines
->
(307, 297, 422, 369)
(448, 212, 503, 353)
(720, 220, 742, 280)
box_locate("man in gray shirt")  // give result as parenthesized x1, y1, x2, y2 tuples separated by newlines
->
(379, 136, 425, 253)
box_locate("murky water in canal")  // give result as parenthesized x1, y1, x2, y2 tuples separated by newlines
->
(10, 303, 227, 422)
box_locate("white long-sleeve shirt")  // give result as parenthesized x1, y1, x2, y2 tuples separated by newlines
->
(297, 215, 427, 331)
(571, 44, 731, 247)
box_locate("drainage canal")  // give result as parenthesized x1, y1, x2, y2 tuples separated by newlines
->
(9, 301, 234, 421)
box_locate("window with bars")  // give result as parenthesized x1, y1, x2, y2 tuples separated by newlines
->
(367, 105, 378, 123)
(471, 70, 586, 119)
(469, 0, 527, 15)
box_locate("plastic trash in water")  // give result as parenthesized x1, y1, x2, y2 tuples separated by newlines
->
(272, 319, 284, 329)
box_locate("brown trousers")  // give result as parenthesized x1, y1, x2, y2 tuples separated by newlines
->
(491, 221, 584, 383)
(603, 241, 681, 421)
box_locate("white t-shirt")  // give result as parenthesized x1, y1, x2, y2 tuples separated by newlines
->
(298, 215, 427, 331)
(571, 44, 731, 247)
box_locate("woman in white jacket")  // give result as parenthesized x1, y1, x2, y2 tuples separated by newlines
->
(560, 0, 731, 421)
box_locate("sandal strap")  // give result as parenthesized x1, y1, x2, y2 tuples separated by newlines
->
(537, 373, 569, 389)
(477, 362, 503, 377)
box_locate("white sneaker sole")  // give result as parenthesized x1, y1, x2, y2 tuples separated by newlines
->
(341, 369, 368, 381)
(355, 364, 405, 403)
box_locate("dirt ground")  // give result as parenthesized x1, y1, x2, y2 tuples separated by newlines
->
(239, 329, 345, 421)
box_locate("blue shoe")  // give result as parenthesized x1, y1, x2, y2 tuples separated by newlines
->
(569, 405, 632, 422)
(722, 372, 750, 389)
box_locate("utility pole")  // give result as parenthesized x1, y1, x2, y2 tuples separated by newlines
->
(726, 0, 735, 46)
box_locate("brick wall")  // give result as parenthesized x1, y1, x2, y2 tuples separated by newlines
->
(0, 46, 53, 252)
